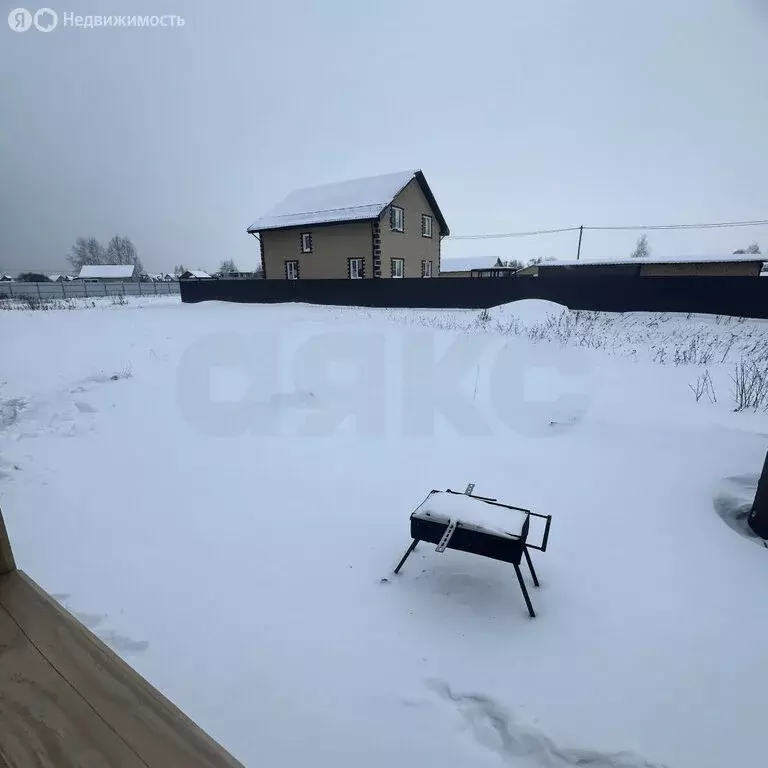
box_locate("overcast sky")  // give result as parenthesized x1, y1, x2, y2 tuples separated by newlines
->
(2, 0, 768, 274)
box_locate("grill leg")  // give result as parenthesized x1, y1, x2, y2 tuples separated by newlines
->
(394, 539, 419, 574)
(523, 547, 540, 587)
(513, 563, 536, 618)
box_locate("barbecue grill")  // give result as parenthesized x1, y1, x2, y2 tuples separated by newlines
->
(393, 485, 552, 617)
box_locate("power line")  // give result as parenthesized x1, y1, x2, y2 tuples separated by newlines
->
(448, 226, 581, 240)
(588, 219, 768, 232)
(447, 218, 768, 240)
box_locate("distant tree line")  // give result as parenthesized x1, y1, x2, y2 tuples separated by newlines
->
(496, 257, 543, 270)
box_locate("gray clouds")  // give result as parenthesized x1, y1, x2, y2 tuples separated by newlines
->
(1, 0, 767, 273)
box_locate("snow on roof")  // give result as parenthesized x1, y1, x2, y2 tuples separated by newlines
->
(182, 270, 212, 278)
(78, 265, 136, 279)
(0, 274, 14, 280)
(48, 274, 62, 281)
(413, 491, 528, 539)
(540, 254, 765, 267)
(248, 170, 420, 232)
(440, 257, 502, 272)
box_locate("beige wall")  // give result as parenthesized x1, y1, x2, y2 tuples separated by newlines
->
(261, 221, 372, 279)
(378, 178, 441, 278)
(640, 262, 763, 277)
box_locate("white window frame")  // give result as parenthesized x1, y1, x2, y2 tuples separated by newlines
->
(391, 258, 404, 278)
(390, 205, 404, 233)
(421, 214, 433, 238)
(300, 232, 312, 253)
(422, 260, 432, 278)
(349, 258, 364, 279)
(286, 260, 299, 280)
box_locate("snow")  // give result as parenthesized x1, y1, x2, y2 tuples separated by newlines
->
(542, 253, 766, 267)
(247, 169, 418, 231)
(485, 298, 568, 325)
(182, 270, 212, 279)
(1, 297, 768, 768)
(78, 264, 136, 279)
(413, 491, 528, 538)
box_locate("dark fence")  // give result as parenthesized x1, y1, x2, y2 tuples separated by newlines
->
(179, 276, 768, 319)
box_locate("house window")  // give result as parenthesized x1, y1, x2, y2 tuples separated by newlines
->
(285, 260, 299, 280)
(421, 260, 432, 278)
(391, 258, 404, 278)
(349, 258, 365, 279)
(300, 232, 312, 253)
(421, 214, 433, 238)
(390, 205, 404, 232)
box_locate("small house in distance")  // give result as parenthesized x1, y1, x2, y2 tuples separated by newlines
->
(77, 265, 136, 282)
(440, 257, 532, 278)
(247, 169, 449, 280)
(179, 270, 213, 279)
(440, 257, 504, 277)
(538, 254, 765, 278)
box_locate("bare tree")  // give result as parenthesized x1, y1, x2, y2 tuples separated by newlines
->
(173, 264, 187, 278)
(67, 237, 106, 271)
(499, 258, 525, 270)
(105, 235, 143, 278)
(219, 258, 237, 274)
(733, 242, 761, 255)
(630, 234, 650, 259)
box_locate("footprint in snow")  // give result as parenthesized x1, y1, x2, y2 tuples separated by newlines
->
(427, 679, 669, 768)
(96, 630, 150, 654)
(52, 595, 149, 655)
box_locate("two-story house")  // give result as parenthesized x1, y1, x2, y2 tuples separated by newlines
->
(246, 169, 449, 279)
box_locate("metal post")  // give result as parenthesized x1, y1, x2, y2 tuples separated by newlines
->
(394, 539, 419, 574)
(523, 548, 540, 587)
(513, 563, 536, 618)
(104, 283, 108, 297)
(748, 449, 768, 539)
(138, 280, 142, 296)
(61, 282, 65, 298)
(36, 282, 41, 298)
(576, 225, 584, 261)
(8, 281, 12, 298)
(154, 280, 158, 295)
(84, 281, 88, 298)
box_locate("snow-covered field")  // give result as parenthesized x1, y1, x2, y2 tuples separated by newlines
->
(1, 296, 767, 768)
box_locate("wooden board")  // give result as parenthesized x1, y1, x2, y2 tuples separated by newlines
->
(0, 600, 145, 767)
(0, 507, 15, 575)
(0, 571, 243, 768)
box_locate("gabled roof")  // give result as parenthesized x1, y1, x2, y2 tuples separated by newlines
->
(77, 265, 135, 279)
(181, 270, 212, 279)
(247, 169, 449, 236)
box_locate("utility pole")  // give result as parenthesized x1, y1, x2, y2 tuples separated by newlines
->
(748, 449, 768, 539)
(576, 225, 583, 261)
